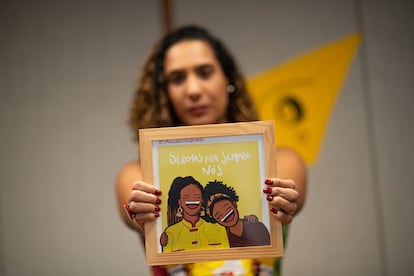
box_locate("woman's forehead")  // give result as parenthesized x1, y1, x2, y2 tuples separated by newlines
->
(164, 40, 218, 72)
(181, 183, 201, 192)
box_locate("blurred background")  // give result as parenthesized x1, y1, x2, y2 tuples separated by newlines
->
(1, 0, 413, 275)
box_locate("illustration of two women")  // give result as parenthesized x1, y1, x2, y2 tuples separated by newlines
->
(162, 176, 270, 253)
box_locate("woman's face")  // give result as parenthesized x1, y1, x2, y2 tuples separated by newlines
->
(164, 40, 229, 126)
(212, 199, 239, 228)
(179, 184, 203, 217)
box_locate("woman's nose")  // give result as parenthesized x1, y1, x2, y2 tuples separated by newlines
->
(185, 75, 202, 98)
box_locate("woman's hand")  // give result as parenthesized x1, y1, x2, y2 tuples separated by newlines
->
(263, 178, 299, 224)
(124, 180, 162, 229)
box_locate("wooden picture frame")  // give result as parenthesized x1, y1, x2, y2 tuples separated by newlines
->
(139, 121, 283, 265)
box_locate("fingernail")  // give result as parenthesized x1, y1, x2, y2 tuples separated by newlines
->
(265, 179, 273, 185)
(271, 207, 278, 214)
(263, 187, 272, 194)
(154, 212, 160, 218)
(154, 189, 162, 196)
(155, 206, 160, 212)
(266, 195, 273, 201)
(123, 202, 134, 220)
(155, 198, 162, 204)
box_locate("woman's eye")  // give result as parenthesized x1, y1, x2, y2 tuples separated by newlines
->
(168, 73, 185, 85)
(197, 66, 213, 79)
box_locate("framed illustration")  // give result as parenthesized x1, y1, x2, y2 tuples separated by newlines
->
(139, 121, 283, 265)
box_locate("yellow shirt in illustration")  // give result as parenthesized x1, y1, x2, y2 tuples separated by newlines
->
(163, 218, 229, 253)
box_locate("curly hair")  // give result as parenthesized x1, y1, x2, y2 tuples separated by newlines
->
(129, 25, 259, 142)
(203, 180, 239, 223)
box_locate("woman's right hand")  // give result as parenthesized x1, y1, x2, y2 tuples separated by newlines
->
(126, 180, 162, 228)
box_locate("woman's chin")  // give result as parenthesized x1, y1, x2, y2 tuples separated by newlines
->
(184, 117, 216, 126)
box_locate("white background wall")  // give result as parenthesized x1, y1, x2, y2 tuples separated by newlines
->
(1, 1, 413, 275)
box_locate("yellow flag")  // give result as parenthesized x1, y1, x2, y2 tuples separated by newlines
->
(247, 33, 361, 164)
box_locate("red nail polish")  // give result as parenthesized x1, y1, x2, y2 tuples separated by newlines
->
(155, 206, 160, 212)
(123, 202, 134, 220)
(154, 212, 160, 218)
(155, 198, 162, 204)
(154, 189, 162, 196)
(271, 207, 278, 214)
(263, 187, 272, 194)
(266, 195, 273, 201)
(265, 179, 273, 185)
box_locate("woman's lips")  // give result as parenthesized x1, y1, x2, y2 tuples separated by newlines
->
(189, 106, 207, 116)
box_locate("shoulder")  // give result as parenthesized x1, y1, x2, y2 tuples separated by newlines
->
(166, 221, 182, 232)
(276, 147, 304, 165)
(117, 160, 141, 183)
(275, 147, 307, 179)
(203, 220, 224, 230)
(243, 220, 269, 240)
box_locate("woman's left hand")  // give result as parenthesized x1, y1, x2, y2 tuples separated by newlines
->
(263, 178, 299, 224)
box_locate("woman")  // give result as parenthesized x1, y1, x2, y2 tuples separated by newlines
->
(203, 180, 270, 248)
(116, 25, 307, 275)
(162, 176, 229, 253)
